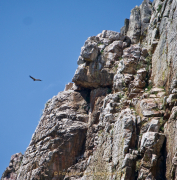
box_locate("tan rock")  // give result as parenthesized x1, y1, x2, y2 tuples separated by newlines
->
(150, 87, 164, 94)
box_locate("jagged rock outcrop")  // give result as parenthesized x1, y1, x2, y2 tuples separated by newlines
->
(146, 0, 177, 91)
(1, 153, 23, 180)
(3, 0, 177, 180)
(121, 0, 152, 43)
(15, 89, 90, 180)
(72, 30, 130, 89)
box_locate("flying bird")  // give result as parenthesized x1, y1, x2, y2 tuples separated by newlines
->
(29, 75, 42, 81)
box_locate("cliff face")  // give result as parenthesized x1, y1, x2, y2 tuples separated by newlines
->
(2, 0, 177, 179)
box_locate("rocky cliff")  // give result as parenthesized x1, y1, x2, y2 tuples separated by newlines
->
(2, 0, 177, 179)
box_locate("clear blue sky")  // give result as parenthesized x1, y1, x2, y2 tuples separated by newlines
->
(0, 0, 144, 175)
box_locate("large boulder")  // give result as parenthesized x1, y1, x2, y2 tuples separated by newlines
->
(72, 30, 130, 89)
(81, 42, 98, 62)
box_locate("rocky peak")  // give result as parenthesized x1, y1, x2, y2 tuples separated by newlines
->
(121, 0, 152, 43)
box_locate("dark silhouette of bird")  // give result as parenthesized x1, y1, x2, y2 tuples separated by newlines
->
(29, 75, 42, 81)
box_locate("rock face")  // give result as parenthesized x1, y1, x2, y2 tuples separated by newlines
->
(72, 30, 130, 89)
(3, 0, 177, 180)
(1, 153, 23, 180)
(16, 89, 90, 180)
(121, 0, 152, 43)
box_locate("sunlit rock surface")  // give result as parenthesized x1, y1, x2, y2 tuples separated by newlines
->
(3, 0, 177, 180)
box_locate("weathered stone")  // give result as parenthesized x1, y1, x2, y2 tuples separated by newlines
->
(140, 132, 165, 153)
(124, 73, 134, 85)
(15, 90, 89, 180)
(81, 42, 98, 62)
(141, 48, 148, 57)
(1, 153, 23, 180)
(140, 0, 152, 38)
(157, 91, 166, 97)
(149, 94, 157, 98)
(148, 0, 177, 90)
(150, 87, 164, 94)
(3, 1, 177, 180)
(122, 153, 137, 168)
(137, 68, 147, 80)
(103, 40, 123, 61)
(64, 82, 73, 91)
(112, 108, 136, 164)
(100, 30, 125, 42)
(166, 94, 177, 106)
(126, 6, 141, 44)
(139, 98, 163, 117)
(72, 31, 127, 89)
(113, 71, 124, 92)
(77, 56, 85, 65)
(120, 18, 129, 35)
(172, 88, 177, 94)
(147, 118, 160, 132)
(72, 61, 115, 88)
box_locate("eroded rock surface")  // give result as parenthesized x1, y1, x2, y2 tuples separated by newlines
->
(16, 90, 90, 180)
(3, 0, 177, 180)
(72, 30, 130, 89)
(1, 153, 23, 180)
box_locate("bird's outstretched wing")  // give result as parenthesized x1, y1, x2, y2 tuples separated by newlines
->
(29, 75, 42, 81)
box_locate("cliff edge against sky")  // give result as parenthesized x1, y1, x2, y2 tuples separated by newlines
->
(2, 0, 177, 179)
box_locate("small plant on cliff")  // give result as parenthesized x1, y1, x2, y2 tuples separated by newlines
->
(145, 54, 152, 71)
(114, 64, 118, 73)
(115, 64, 118, 69)
(98, 129, 103, 136)
(97, 42, 103, 46)
(118, 93, 124, 99)
(160, 126, 164, 132)
(159, 117, 166, 132)
(135, 160, 141, 173)
(136, 61, 144, 70)
(145, 84, 153, 92)
(157, 4, 162, 12)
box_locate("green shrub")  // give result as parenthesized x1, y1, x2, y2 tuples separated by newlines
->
(157, 4, 162, 12)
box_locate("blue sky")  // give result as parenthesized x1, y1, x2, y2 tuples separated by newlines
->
(0, 0, 144, 175)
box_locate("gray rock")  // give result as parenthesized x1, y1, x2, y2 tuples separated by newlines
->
(104, 40, 123, 60)
(147, 118, 160, 132)
(72, 31, 127, 89)
(1, 153, 23, 180)
(166, 94, 177, 106)
(126, 6, 141, 44)
(4, 0, 177, 179)
(16, 90, 89, 180)
(77, 56, 85, 65)
(140, 132, 165, 152)
(120, 18, 129, 35)
(81, 42, 98, 62)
